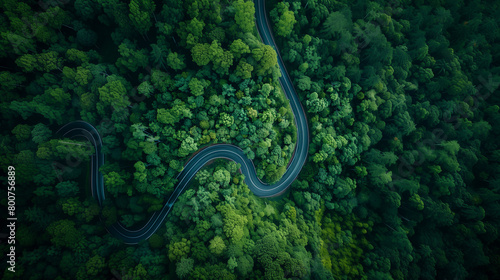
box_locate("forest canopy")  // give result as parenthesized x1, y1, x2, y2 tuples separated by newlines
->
(1, 0, 500, 279)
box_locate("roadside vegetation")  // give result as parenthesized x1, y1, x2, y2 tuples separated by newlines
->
(0, 0, 499, 279)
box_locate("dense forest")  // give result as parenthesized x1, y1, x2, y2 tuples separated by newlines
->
(1, 0, 499, 279)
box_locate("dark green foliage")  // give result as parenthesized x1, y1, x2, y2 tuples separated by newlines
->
(0, 0, 301, 278)
(273, 0, 500, 279)
(76, 29, 97, 47)
(1, 0, 500, 279)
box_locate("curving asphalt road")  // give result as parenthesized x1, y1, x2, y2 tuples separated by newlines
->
(56, 0, 309, 244)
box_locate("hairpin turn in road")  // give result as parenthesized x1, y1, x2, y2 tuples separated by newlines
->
(56, 0, 309, 244)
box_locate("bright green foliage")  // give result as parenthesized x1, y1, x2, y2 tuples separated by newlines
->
(230, 39, 250, 59)
(220, 205, 247, 242)
(177, 17, 205, 47)
(213, 169, 231, 187)
(126, 264, 148, 280)
(61, 198, 83, 216)
(36, 139, 94, 161)
(189, 77, 209, 97)
(134, 161, 147, 183)
(86, 255, 105, 276)
(261, 108, 276, 123)
(15, 51, 62, 72)
(168, 238, 191, 261)
(234, 0, 255, 33)
(219, 112, 234, 127)
(36, 51, 61, 72)
(306, 92, 328, 113)
(75, 67, 92, 86)
(151, 69, 171, 92)
(270, 2, 296, 37)
(46, 87, 71, 105)
(178, 136, 198, 157)
(98, 80, 130, 110)
(235, 59, 254, 79)
(191, 43, 211, 66)
(227, 257, 238, 272)
(167, 52, 186, 70)
(252, 45, 278, 76)
(66, 49, 89, 65)
(104, 171, 127, 197)
(209, 40, 233, 75)
(15, 54, 37, 72)
(247, 107, 258, 119)
(157, 108, 175, 125)
(209, 236, 226, 255)
(266, 164, 286, 182)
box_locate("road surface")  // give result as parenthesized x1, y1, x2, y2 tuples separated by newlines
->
(56, 0, 309, 244)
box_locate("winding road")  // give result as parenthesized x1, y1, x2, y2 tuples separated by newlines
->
(56, 0, 309, 244)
